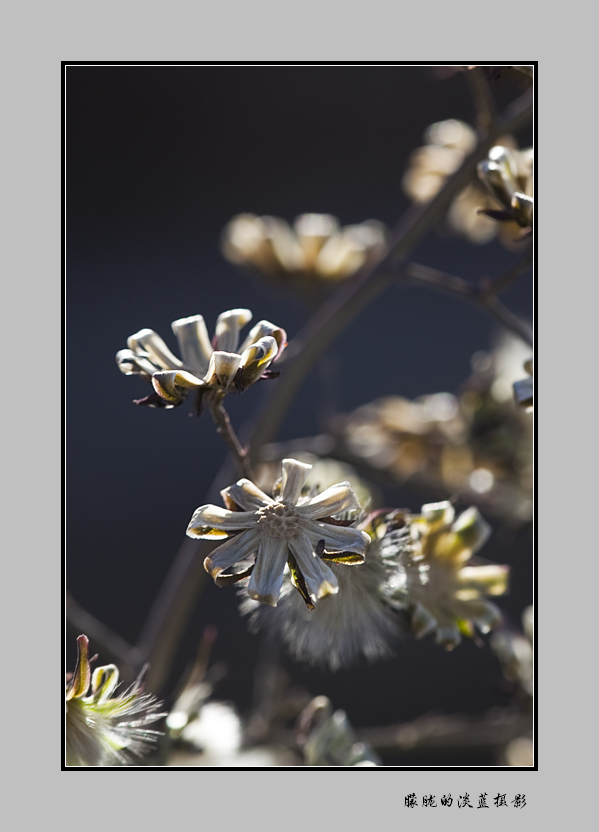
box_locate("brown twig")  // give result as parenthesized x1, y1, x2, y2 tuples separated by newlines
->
(466, 66, 497, 133)
(207, 393, 256, 481)
(400, 261, 534, 347)
(248, 89, 533, 459)
(356, 707, 531, 754)
(480, 250, 533, 297)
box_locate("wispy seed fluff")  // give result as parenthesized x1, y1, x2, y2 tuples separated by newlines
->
(241, 512, 410, 670)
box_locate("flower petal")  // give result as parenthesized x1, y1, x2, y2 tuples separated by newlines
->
(238, 336, 278, 388)
(288, 533, 339, 601)
(116, 349, 158, 378)
(247, 536, 289, 606)
(296, 482, 361, 520)
(90, 665, 120, 703)
(187, 504, 257, 537)
(304, 520, 370, 554)
(238, 320, 287, 360)
(214, 309, 252, 353)
(205, 350, 242, 389)
(280, 458, 312, 504)
(127, 328, 183, 370)
(66, 634, 92, 701)
(204, 529, 259, 579)
(171, 315, 213, 376)
(221, 479, 273, 511)
(456, 564, 509, 597)
(152, 370, 205, 404)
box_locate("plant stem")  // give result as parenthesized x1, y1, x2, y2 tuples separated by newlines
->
(401, 261, 534, 346)
(249, 89, 533, 458)
(207, 393, 256, 481)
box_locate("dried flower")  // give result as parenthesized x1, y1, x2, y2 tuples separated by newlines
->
(116, 308, 286, 408)
(477, 146, 534, 228)
(402, 119, 532, 246)
(242, 509, 409, 670)
(386, 502, 509, 648)
(65, 635, 165, 766)
(221, 213, 385, 284)
(336, 337, 533, 524)
(296, 696, 380, 766)
(187, 458, 370, 607)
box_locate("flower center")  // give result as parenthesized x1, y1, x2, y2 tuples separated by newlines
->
(256, 501, 303, 539)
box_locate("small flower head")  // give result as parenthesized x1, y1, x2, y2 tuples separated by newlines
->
(187, 458, 371, 608)
(403, 120, 532, 246)
(243, 508, 409, 670)
(221, 213, 386, 285)
(386, 501, 509, 649)
(116, 308, 286, 408)
(65, 635, 166, 766)
(477, 145, 534, 228)
(296, 696, 380, 766)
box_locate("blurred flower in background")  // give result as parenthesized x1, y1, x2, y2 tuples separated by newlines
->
(296, 696, 380, 766)
(335, 335, 534, 524)
(221, 213, 386, 293)
(402, 119, 533, 247)
(116, 308, 286, 408)
(383, 502, 508, 649)
(65, 635, 165, 767)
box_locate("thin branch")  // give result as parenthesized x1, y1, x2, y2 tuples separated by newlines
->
(207, 394, 256, 481)
(248, 89, 533, 459)
(400, 261, 534, 347)
(466, 66, 497, 133)
(356, 708, 531, 754)
(481, 293, 534, 346)
(481, 250, 533, 297)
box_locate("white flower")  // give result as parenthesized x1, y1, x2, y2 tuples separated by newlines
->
(243, 510, 409, 670)
(65, 635, 166, 767)
(187, 458, 371, 607)
(116, 308, 286, 408)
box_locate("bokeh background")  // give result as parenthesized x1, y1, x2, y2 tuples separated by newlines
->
(66, 65, 533, 765)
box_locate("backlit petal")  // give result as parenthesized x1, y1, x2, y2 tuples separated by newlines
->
(288, 533, 339, 601)
(116, 349, 157, 378)
(238, 320, 287, 360)
(280, 458, 312, 504)
(304, 520, 370, 554)
(127, 328, 183, 370)
(171, 315, 213, 376)
(247, 536, 289, 606)
(214, 309, 252, 353)
(221, 479, 273, 511)
(205, 351, 242, 388)
(152, 370, 204, 404)
(238, 336, 278, 387)
(187, 504, 257, 536)
(296, 482, 360, 520)
(204, 529, 259, 578)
